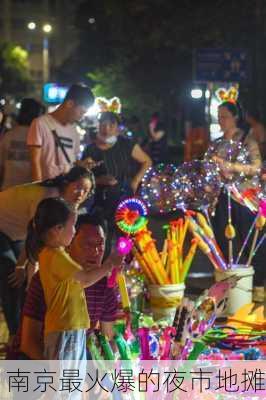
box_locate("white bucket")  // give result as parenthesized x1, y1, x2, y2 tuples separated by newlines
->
(148, 283, 185, 323)
(214, 265, 254, 315)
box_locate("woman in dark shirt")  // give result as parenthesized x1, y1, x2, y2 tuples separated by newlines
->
(82, 112, 151, 254)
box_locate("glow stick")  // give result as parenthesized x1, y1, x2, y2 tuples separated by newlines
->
(87, 334, 104, 361)
(180, 218, 189, 249)
(97, 333, 115, 360)
(226, 189, 235, 267)
(142, 251, 165, 285)
(235, 217, 256, 265)
(160, 239, 168, 267)
(144, 241, 170, 284)
(197, 213, 225, 260)
(192, 232, 221, 271)
(188, 218, 227, 270)
(132, 247, 156, 284)
(114, 334, 131, 360)
(117, 273, 130, 310)
(247, 216, 266, 266)
(168, 239, 177, 284)
(180, 238, 199, 282)
(253, 233, 266, 256)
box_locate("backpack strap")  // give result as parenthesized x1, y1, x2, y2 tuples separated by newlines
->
(45, 115, 71, 164)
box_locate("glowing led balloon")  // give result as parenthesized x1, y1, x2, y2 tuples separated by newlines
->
(231, 176, 264, 212)
(116, 236, 133, 255)
(115, 197, 147, 234)
(172, 160, 222, 211)
(205, 138, 249, 185)
(140, 163, 183, 213)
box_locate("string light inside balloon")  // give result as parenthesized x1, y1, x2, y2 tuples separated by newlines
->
(140, 164, 181, 213)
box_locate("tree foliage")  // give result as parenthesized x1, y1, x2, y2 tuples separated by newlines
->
(0, 42, 33, 98)
(58, 0, 264, 118)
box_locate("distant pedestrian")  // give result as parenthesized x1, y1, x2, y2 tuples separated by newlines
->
(143, 121, 169, 165)
(0, 99, 44, 190)
(246, 109, 266, 160)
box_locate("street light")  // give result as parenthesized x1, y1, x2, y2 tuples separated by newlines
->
(27, 22, 36, 30)
(42, 24, 53, 84)
(42, 24, 52, 34)
(26, 22, 53, 84)
(191, 88, 203, 99)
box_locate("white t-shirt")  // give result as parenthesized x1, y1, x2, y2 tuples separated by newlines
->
(0, 125, 32, 189)
(27, 114, 80, 180)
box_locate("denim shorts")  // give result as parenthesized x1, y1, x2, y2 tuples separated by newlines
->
(44, 330, 87, 399)
(44, 329, 87, 360)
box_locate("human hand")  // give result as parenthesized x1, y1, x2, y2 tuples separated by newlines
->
(100, 321, 115, 340)
(106, 250, 124, 269)
(212, 155, 224, 166)
(212, 156, 234, 178)
(220, 162, 236, 180)
(76, 157, 103, 170)
(8, 267, 26, 288)
(96, 175, 118, 186)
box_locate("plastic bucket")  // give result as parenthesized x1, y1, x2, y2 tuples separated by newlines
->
(148, 283, 185, 323)
(214, 265, 254, 315)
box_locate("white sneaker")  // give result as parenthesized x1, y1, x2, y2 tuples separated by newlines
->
(253, 286, 265, 303)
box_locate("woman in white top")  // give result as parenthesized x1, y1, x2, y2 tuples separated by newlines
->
(0, 166, 95, 340)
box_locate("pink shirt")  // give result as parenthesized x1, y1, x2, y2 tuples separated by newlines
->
(27, 114, 80, 180)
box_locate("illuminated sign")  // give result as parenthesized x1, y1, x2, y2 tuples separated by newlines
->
(43, 83, 69, 104)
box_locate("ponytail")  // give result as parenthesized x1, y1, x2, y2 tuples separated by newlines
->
(26, 197, 74, 263)
(26, 219, 44, 263)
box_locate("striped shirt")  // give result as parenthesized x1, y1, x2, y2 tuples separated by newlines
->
(82, 136, 136, 183)
(82, 136, 136, 217)
(9, 272, 117, 358)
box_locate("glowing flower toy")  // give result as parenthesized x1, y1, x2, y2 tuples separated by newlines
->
(115, 198, 148, 234)
(113, 198, 148, 307)
(116, 236, 133, 255)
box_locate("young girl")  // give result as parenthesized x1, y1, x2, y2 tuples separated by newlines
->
(26, 197, 120, 360)
(0, 165, 95, 342)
